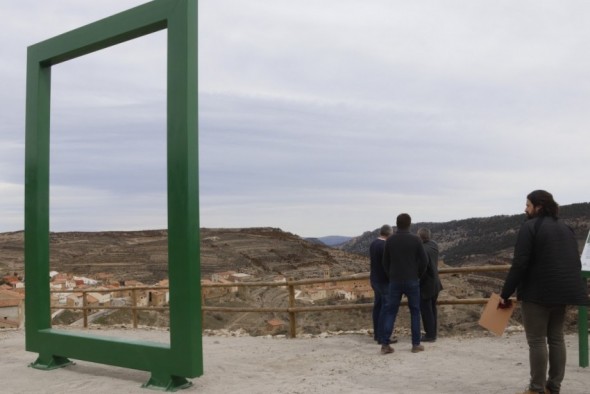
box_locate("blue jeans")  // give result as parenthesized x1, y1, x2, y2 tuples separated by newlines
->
(380, 279, 422, 346)
(371, 281, 388, 341)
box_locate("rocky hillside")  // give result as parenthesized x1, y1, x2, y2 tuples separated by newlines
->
(2, 203, 589, 282)
(339, 202, 590, 266)
(4, 208, 589, 336)
(0, 227, 368, 284)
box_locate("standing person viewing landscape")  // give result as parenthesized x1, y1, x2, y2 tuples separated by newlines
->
(500, 190, 590, 394)
(369, 224, 393, 345)
(379, 213, 428, 354)
(417, 227, 442, 342)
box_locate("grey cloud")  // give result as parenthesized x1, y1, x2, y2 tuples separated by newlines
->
(2, 1, 590, 236)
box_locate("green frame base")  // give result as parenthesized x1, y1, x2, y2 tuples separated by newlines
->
(142, 374, 193, 392)
(29, 354, 74, 370)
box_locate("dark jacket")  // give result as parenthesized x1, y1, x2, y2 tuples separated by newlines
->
(420, 240, 443, 299)
(369, 238, 388, 285)
(501, 216, 589, 305)
(382, 230, 428, 282)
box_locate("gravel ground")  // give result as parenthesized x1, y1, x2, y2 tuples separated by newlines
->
(0, 328, 588, 394)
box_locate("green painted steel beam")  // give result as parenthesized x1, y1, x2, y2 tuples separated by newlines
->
(580, 305, 588, 368)
(33, 329, 170, 371)
(580, 271, 589, 368)
(25, 0, 201, 389)
(29, 1, 170, 66)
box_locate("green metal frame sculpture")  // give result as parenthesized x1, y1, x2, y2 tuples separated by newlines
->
(24, 0, 201, 390)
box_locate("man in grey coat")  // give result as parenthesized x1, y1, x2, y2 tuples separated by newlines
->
(417, 227, 442, 342)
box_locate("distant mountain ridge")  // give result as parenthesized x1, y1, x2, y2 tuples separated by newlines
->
(337, 202, 590, 266)
(306, 235, 353, 247)
(1, 203, 589, 282)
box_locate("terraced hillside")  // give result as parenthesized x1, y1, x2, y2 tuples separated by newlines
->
(339, 202, 590, 267)
(3, 221, 587, 335)
(0, 228, 368, 284)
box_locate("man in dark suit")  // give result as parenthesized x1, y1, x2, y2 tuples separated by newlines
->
(417, 227, 442, 342)
(369, 224, 392, 344)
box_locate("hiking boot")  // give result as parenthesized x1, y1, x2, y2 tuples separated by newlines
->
(411, 345, 424, 353)
(380, 344, 394, 354)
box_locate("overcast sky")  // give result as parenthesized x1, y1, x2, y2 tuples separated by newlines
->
(1, 1, 589, 238)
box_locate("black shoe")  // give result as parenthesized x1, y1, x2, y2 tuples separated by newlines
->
(390, 336, 398, 344)
(421, 336, 436, 342)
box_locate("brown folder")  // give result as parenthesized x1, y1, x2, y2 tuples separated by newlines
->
(478, 293, 516, 336)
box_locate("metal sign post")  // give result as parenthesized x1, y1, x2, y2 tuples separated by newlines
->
(580, 271, 589, 368)
(579, 230, 590, 368)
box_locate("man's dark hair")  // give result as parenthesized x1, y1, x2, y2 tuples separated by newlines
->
(527, 189, 559, 219)
(396, 213, 411, 230)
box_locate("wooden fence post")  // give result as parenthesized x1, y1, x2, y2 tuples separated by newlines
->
(131, 289, 138, 328)
(82, 290, 88, 328)
(201, 288, 205, 332)
(288, 281, 296, 338)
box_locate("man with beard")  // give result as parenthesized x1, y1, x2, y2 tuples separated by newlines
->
(501, 190, 589, 394)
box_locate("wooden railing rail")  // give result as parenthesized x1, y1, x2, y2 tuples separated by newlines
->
(49, 265, 513, 336)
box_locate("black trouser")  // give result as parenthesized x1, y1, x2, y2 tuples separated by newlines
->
(420, 293, 438, 339)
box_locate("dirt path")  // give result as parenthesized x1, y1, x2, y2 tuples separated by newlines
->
(1, 328, 588, 393)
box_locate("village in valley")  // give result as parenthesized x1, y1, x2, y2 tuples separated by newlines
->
(0, 268, 375, 331)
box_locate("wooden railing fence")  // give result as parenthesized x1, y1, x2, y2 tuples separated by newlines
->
(49, 265, 513, 337)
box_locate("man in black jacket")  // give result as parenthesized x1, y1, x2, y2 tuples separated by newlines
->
(501, 190, 590, 394)
(379, 213, 428, 354)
